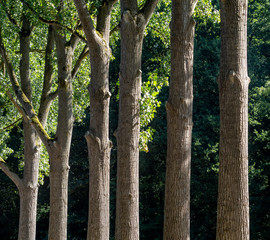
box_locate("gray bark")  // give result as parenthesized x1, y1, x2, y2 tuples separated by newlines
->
(216, 0, 250, 239)
(18, 17, 40, 240)
(47, 29, 78, 240)
(163, 1, 197, 239)
(115, 1, 158, 239)
(73, 1, 115, 239)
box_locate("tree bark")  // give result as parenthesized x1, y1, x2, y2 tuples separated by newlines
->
(73, 1, 115, 239)
(47, 30, 78, 240)
(163, 1, 197, 239)
(17, 17, 40, 240)
(115, 1, 158, 239)
(216, 0, 250, 239)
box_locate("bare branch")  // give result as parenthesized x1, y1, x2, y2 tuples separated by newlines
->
(15, 49, 46, 54)
(110, 22, 120, 36)
(0, 118, 23, 132)
(72, 45, 89, 79)
(38, 25, 55, 126)
(69, 33, 81, 51)
(6, 91, 28, 120)
(0, 157, 22, 189)
(48, 90, 58, 102)
(140, 0, 160, 26)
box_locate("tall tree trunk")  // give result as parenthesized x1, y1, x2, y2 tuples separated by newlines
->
(48, 30, 77, 240)
(18, 17, 40, 240)
(217, 0, 250, 239)
(73, 1, 115, 239)
(86, 46, 111, 240)
(163, 1, 197, 239)
(115, 1, 158, 239)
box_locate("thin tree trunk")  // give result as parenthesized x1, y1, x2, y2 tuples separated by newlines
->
(216, 0, 250, 239)
(115, 1, 158, 239)
(163, 1, 197, 239)
(48, 30, 77, 240)
(18, 17, 40, 240)
(73, 1, 115, 239)
(18, 177, 39, 240)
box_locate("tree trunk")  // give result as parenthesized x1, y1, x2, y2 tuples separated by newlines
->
(18, 177, 39, 240)
(18, 121, 39, 240)
(73, 1, 115, 239)
(18, 17, 40, 240)
(163, 1, 196, 239)
(115, 1, 158, 239)
(216, 0, 250, 239)
(86, 49, 111, 240)
(86, 30, 111, 240)
(48, 30, 76, 240)
(48, 150, 70, 240)
(115, 11, 143, 239)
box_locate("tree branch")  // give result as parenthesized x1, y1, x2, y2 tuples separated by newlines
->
(0, 118, 23, 132)
(72, 45, 89, 79)
(0, 30, 52, 147)
(48, 90, 58, 102)
(6, 91, 51, 147)
(140, 0, 160, 26)
(0, 157, 22, 189)
(19, 0, 87, 43)
(96, 0, 117, 41)
(38, 26, 56, 127)
(15, 49, 46, 54)
(73, 0, 102, 47)
(110, 22, 120, 36)
(6, 91, 28, 120)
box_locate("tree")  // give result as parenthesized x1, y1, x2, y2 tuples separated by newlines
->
(163, 0, 197, 239)
(0, 5, 56, 238)
(114, 0, 159, 239)
(73, 0, 116, 239)
(216, 0, 250, 239)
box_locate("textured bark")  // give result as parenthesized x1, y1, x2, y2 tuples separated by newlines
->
(115, 1, 158, 239)
(18, 118, 40, 240)
(216, 0, 250, 239)
(38, 26, 57, 127)
(17, 17, 40, 240)
(163, 1, 197, 239)
(47, 30, 77, 240)
(74, 1, 115, 239)
(48, 150, 70, 240)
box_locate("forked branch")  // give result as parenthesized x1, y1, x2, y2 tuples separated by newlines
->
(0, 30, 52, 147)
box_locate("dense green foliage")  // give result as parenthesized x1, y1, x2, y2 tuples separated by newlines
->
(0, 0, 269, 239)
